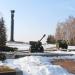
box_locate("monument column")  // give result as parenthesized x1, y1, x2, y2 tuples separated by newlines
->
(10, 10, 15, 41)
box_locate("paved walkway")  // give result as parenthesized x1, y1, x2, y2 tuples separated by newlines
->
(52, 59, 75, 74)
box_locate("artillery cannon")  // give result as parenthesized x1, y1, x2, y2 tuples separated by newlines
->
(29, 34, 46, 52)
(56, 40, 68, 49)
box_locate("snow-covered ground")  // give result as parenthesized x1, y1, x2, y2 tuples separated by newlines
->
(6, 42, 75, 50)
(3, 56, 74, 75)
(6, 42, 30, 50)
(44, 43, 75, 50)
(5, 43, 75, 75)
(68, 46, 75, 49)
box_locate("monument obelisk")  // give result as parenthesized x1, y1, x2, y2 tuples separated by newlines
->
(10, 10, 15, 42)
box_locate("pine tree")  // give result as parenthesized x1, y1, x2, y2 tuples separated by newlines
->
(47, 35, 56, 44)
(0, 17, 6, 47)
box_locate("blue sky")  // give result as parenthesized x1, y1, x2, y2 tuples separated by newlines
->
(0, 0, 75, 42)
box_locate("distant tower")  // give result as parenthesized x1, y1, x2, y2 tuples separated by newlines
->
(10, 10, 15, 41)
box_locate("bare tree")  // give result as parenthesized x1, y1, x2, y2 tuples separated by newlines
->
(55, 23, 64, 40)
(55, 16, 75, 45)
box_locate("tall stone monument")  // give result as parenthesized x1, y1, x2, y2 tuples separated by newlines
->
(10, 10, 15, 41)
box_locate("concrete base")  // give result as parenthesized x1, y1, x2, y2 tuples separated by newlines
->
(0, 71, 16, 75)
(0, 69, 23, 75)
(16, 68, 23, 75)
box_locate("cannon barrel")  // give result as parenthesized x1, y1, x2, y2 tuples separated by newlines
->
(39, 34, 46, 42)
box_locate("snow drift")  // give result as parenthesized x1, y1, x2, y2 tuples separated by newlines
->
(4, 56, 73, 75)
